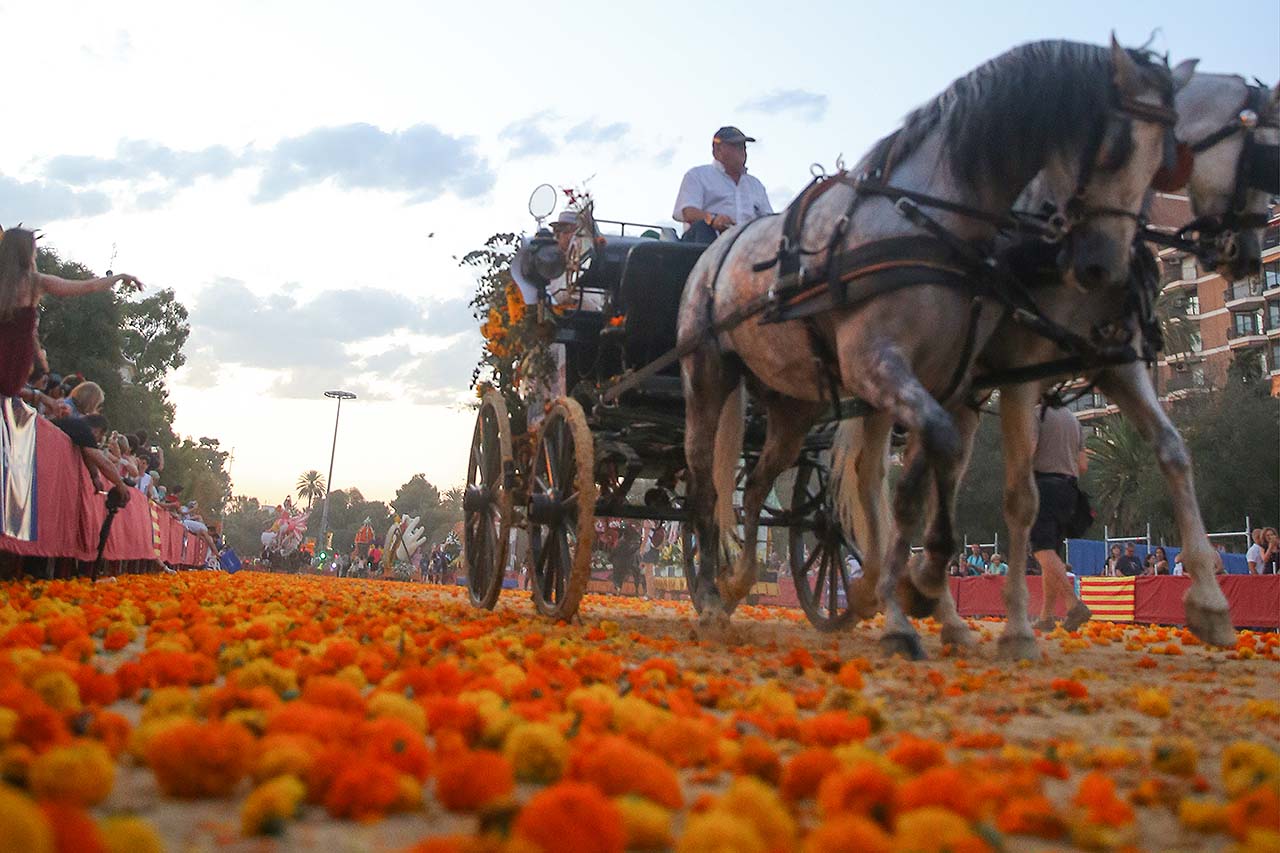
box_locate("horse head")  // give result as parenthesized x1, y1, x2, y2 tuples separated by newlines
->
(1170, 64, 1279, 280)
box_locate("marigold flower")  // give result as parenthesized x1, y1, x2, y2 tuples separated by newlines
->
(28, 740, 114, 806)
(800, 712, 871, 747)
(1222, 741, 1280, 798)
(31, 671, 80, 712)
(146, 719, 255, 798)
(733, 735, 781, 784)
(436, 750, 515, 812)
(367, 691, 427, 733)
(647, 717, 718, 768)
(893, 807, 992, 853)
(301, 675, 366, 715)
(818, 762, 897, 822)
(1073, 771, 1135, 827)
(100, 815, 164, 853)
(358, 717, 432, 781)
(716, 776, 797, 852)
(615, 795, 672, 850)
(887, 733, 947, 772)
(803, 814, 892, 853)
(1178, 797, 1228, 833)
(513, 782, 626, 853)
(39, 800, 105, 853)
(1227, 788, 1280, 842)
(996, 794, 1065, 839)
(1135, 687, 1172, 717)
(241, 774, 306, 835)
(896, 765, 981, 819)
(503, 721, 569, 783)
(568, 736, 683, 809)
(324, 758, 402, 821)
(780, 747, 841, 801)
(1152, 736, 1198, 776)
(0, 783, 52, 853)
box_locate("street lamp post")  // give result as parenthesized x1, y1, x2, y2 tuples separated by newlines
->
(316, 390, 357, 556)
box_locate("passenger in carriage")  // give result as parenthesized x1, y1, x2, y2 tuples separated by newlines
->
(673, 126, 772, 244)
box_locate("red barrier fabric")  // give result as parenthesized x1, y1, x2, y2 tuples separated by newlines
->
(0, 413, 208, 567)
(950, 575, 1069, 619)
(1134, 576, 1280, 629)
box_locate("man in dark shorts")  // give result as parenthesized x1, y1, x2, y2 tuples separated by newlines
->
(52, 413, 131, 507)
(1029, 404, 1090, 632)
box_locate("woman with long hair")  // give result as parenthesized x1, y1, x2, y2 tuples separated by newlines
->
(0, 227, 141, 397)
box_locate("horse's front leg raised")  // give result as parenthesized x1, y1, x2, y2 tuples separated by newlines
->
(996, 383, 1041, 661)
(719, 396, 821, 609)
(1096, 362, 1234, 647)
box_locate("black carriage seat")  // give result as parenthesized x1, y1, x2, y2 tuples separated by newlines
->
(617, 241, 707, 374)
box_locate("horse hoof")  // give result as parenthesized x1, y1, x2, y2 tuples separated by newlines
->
(880, 632, 927, 661)
(851, 580, 880, 621)
(1063, 602, 1093, 633)
(899, 579, 939, 620)
(1183, 597, 1235, 648)
(1031, 617, 1057, 633)
(941, 622, 977, 650)
(996, 631, 1040, 662)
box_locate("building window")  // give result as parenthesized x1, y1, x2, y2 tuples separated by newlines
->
(1271, 341, 1280, 371)
(1161, 256, 1183, 284)
(1181, 257, 1198, 281)
(1264, 260, 1280, 291)
(1231, 312, 1262, 337)
(1265, 224, 1280, 251)
(1269, 302, 1280, 332)
(1186, 294, 1200, 315)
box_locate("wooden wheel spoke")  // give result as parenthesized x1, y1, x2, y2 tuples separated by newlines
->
(812, 552, 828, 601)
(826, 553, 839, 615)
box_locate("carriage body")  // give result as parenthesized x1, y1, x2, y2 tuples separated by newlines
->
(463, 202, 862, 627)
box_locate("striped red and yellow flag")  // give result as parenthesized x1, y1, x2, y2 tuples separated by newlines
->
(1079, 576, 1136, 623)
(148, 502, 164, 559)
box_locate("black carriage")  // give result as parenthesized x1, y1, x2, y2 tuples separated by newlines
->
(463, 188, 862, 630)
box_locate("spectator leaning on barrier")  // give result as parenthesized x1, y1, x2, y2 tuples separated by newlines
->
(1114, 543, 1142, 577)
(50, 412, 130, 508)
(1247, 528, 1266, 575)
(986, 554, 1008, 575)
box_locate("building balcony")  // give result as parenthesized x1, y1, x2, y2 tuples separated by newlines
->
(1164, 371, 1207, 393)
(1227, 325, 1266, 348)
(1224, 279, 1266, 308)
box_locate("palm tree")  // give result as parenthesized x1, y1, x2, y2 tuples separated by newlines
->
(296, 470, 326, 512)
(1085, 416, 1151, 531)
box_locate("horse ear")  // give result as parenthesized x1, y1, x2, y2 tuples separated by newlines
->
(1171, 58, 1198, 91)
(1110, 33, 1144, 96)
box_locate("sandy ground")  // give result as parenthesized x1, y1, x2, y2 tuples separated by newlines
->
(75, 581, 1280, 852)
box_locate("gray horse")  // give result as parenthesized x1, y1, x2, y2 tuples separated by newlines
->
(832, 65, 1278, 658)
(678, 39, 1177, 656)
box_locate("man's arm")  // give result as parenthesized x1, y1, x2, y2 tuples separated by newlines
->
(80, 447, 131, 505)
(1077, 450, 1089, 476)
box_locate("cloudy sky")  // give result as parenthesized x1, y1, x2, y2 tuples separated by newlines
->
(3, 0, 1277, 505)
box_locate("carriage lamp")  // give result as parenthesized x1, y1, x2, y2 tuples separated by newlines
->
(520, 228, 567, 288)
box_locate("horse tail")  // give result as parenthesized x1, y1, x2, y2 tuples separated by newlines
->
(712, 381, 744, 552)
(829, 419, 889, 562)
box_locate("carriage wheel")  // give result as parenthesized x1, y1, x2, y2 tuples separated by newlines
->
(528, 399, 597, 620)
(463, 390, 513, 610)
(788, 455, 858, 632)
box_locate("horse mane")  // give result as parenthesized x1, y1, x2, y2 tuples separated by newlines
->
(865, 40, 1171, 192)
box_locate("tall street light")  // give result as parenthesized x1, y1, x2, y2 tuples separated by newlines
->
(316, 390, 357, 556)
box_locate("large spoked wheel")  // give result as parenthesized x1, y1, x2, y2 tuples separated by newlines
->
(463, 390, 512, 610)
(528, 399, 596, 620)
(788, 455, 859, 632)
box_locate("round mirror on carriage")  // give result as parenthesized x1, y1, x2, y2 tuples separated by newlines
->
(528, 183, 558, 225)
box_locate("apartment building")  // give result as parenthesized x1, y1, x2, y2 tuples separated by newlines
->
(1063, 194, 1280, 421)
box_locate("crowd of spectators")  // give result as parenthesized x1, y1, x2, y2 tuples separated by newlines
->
(2, 226, 219, 568)
(947, 544, 1010, 577)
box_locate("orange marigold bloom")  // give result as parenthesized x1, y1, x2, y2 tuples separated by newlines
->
(896, 765, 981, 819)
(513, 781, 626, 853)
(996, 794, 1065, 839)
(803, 814, 892, 853)
(301, 676, 366, 716)
(323, 758, 402, 821)
(423, 696, 482, 742)
(800, 712, 871, 747)
(39, 801, 106, 853)
(1226, 788, 1280, 841)
(28, 740, 114, 806)
(435, 750, 515, 812)
(266, 701, 359, 745)
(568, 736, 683, 809)
(1050, 678, 1088, 699)
(1073, 771, 1135, 827)
(647, 717, 718, 768)
(780, 748, 841, 801)
(734, 736, 782, 785)
(358, 717, 432, 781)
(146, 719, 255, 798)
(817, 762, 897, 822)
(893, 807, 991, 853)
(835, 661, 865, 690)
(887, 733, 947, 772)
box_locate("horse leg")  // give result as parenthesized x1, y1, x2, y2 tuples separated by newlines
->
(719, 396, 821, 609)
(995, 383, 1040, 661)
(831, 412, 894, 620)
(1096, 362, 1234, 646)
(850, 351, 964, 660)
(682, 347, 740, 616)
(921, 405, 982, 649)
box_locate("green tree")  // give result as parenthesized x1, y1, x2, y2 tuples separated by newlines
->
(391, 473, 460, 544)
(120, 288, 190, 385)
(296, 470, 326, 511)
(165, 437, 232, 515)
(221, 495, 276, 556)
(953, 413, 1007, 544)
(1082, 415, 1157, 532)
(307, 488, 391, 555)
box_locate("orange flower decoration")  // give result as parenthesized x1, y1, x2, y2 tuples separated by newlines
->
(435, 750, 514, 812)
(513, 781, 626, 853)
(804, 814, 892, 853)
(800, 712, 871, 747)
(996, 794, 1065, 839)
(146, 719, 255, 798)
(887, 733, 947, 772)
(323, 758, 402, 821)
(569, 736, 683, 809)
(896, 765, 981, 819)
(1073, 771, 1135, 827)
(817, 762, 897, 822)
(780, 748, 841, 801)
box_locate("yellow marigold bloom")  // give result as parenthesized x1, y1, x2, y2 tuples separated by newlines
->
(1222, 742, 1280, 798)
(225, 708, 268, 735)
(335, 664, 368, 690)
(141, 686, 196, 723)
(744, 681, 799, 717)
(717, 775, 797, 852)
(566, 683, 618, 712)
(31, 670, 80, 712)
(368, 692, 427, 734)
(0, 708, 17, 743)
(615, 795, 672, 849)
(0, 783, 52, 853)
(894, 807, 991, 853)
(232, 659, 298, 696)
(504, 722, 569, 784)
(1152, 737, 1198, 776)
(1179, 798, 1228, 833)
(1, 744, 33, 786)
(28, 740, 114, 806)
(1234, 828, 1280, 853)
(677, 809, 768, 853)
(101, 815, 164, 853)
(1242, 700, 1280, 721)
(240, 774, 306, 837)
(1135, 688, 1172, 718)
(253, 738, 315, 785)
(612, 695, 668, 736)
(394, 773, 423, 812)
(127, 716, 188, 764)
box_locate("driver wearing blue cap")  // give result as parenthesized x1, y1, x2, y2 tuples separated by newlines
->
(673, 126, 772, 243)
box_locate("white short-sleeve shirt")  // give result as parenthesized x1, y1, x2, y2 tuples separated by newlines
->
(672, 162, 772, 230)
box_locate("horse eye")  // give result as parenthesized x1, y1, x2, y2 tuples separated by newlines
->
(1099, 121, 1135, 173)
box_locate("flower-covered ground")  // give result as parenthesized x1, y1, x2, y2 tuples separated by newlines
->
(0, 573, 1277, 852)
